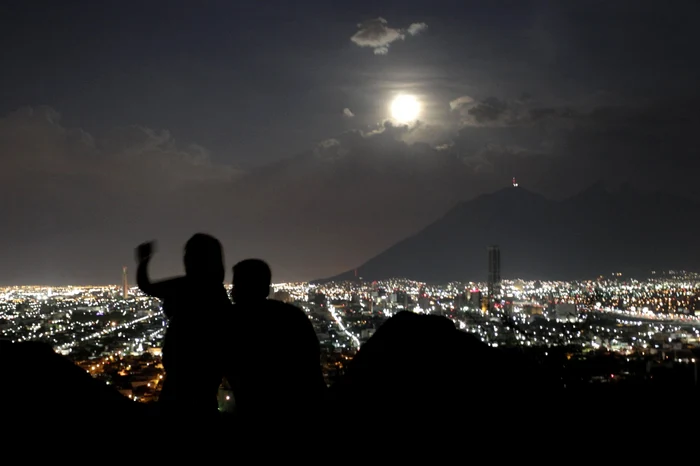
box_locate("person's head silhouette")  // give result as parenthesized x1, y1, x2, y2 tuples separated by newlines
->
(184, 233, 225, 283)
(232, 259, 271, 303)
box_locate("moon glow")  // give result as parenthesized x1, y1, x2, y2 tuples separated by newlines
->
(390, 95, 420, 123)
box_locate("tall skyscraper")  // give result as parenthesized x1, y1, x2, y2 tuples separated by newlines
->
(122, 266, 128, 299)
(487, 245, 501, 311)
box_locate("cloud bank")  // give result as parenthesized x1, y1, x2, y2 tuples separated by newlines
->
(0, 106, 242, 284)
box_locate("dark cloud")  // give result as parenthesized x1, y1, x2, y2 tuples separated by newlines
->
(468, 97, 509, 124)
(0, 106, 241, 187)
(0, 106, 242, 284)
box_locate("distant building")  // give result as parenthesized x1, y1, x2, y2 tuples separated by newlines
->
(418, 287, 430, 311)
(395, 291, 409, 307)
(504, 296, 514, 313)
(487, 245, 501, 311)
(454, 293, 464, 311)
(122, 266, 128, 299)
(470, 289, 482, 310)
(309, 292, 326, 306)
(523, 304, 544, 316)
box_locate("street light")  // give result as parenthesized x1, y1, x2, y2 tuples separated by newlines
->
(692, 358, 697, 386)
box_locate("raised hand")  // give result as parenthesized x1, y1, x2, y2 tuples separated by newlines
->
(135, 241, 156, 263)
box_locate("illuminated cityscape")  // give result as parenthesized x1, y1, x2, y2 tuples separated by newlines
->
(4, 270, 700, 405)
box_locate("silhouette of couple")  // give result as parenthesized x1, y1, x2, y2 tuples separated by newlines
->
(135, 233, 325, 426)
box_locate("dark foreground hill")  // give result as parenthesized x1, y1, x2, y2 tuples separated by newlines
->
(4, 311, 700, 452)
(318, 183, 700, 283)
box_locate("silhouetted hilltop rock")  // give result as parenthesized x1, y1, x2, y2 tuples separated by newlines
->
(329, 311, 557, 425)
(318, 184, 700, 283)
(0, 340, 147, 422)
(2, 319, 697, 438)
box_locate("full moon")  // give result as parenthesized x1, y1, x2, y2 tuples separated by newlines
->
(390, 95, 420, 123)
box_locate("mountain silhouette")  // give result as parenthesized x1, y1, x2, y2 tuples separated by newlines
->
(317, 184, 700, 283)
(209, 124, 600, 283)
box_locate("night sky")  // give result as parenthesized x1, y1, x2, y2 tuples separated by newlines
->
(1, 0, 698, 285)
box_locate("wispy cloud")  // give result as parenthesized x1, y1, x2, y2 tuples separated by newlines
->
(406, 22, 428, 36)
(350, 17, 428, 55)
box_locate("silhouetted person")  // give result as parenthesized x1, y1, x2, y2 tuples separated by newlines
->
(135, 233, 231, 420)
(224, 259, 326, 430)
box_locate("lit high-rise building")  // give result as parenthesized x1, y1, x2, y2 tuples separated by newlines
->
(122, 266, 128, 299)
(487, 245, 501, 311)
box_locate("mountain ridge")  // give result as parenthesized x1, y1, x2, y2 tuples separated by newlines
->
(315, 184, 700, 284)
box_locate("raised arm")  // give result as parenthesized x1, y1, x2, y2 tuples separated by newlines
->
(136, 258, 158, 296)
(135, 242, 160, 297)
(135, 242, 175, 296)
(135, 241, 187, 318)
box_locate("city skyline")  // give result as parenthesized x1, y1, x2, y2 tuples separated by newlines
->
(5, 271, 700, 402)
